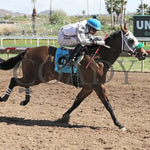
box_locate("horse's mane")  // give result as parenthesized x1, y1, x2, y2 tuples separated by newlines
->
(86, 30, 121, 55)
(105, 31, 121, 42)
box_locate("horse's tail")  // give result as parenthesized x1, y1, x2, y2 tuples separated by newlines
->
(0, 51, 27, 70)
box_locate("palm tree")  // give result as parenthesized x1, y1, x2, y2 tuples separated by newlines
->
(114, 0, 122, 25)
(49, 0, 52, 23)
(105, 0, 114, 27)
(31, 0, 37, 35)
(111, 0, 113, 28)
(146, 6, 150, 15)
(82, 10, 86, 16)
(105, 0, 127, 25)
(31, 0, 36, 7)
(136, 4, 148, 15)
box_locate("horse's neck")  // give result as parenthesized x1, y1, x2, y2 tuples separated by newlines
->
(107, 51, 121, 65)
(101, 34, 122, 66)
(97, 46, 121, 67)
(85, 45, 121, 69)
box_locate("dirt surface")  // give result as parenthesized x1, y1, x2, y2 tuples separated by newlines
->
(0, 70, 149, 150)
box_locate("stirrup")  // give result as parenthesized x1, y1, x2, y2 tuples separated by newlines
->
(69, 57, 76, 66)
(69, 57, 82, 66)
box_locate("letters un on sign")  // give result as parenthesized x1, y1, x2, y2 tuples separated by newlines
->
(133, 15, 150, 37)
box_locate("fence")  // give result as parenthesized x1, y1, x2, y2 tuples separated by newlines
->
(0, 36, 57, 47)
(1, 36, 150, 47)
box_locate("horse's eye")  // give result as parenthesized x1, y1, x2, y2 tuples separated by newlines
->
(128, 38, 134, 46)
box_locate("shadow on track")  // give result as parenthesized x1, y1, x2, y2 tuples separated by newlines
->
(0, 116, 100, 130)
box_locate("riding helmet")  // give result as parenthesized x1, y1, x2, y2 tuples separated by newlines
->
(87, 18, 101, 31)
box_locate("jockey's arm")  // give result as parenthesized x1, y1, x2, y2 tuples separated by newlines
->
(76, 24, 94, 46)
(76, 25, 105, 46)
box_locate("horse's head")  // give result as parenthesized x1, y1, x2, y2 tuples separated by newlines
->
(85, 25, 147, 68)
(121, 25, 147, 60)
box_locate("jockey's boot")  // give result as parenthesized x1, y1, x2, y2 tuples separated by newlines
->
(69, 44, 84, 65)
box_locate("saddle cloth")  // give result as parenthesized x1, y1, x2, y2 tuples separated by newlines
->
(54, 48, 78, 73)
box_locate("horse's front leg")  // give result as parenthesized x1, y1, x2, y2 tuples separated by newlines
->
(57, 87, 93, 123)
(93, 84, 126, 131)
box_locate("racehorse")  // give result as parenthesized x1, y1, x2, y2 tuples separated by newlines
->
(0, 25, 147, 131)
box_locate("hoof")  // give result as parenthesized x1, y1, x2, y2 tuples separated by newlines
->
(120, 127, 126, 131)
(0, 96, 7, 102)
(54, 114, 70, 124)
(0, 97, 4, 102)
(62, 114, 70, 123)
(20, 100, 29, 106)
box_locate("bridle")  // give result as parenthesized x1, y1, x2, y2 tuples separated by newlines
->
(120, 30, 147, 60)
(121, 31, 137, 55)
(99, 30, 146, 60)
(86, 31, 139, 56)
(99, 31, 137, 55)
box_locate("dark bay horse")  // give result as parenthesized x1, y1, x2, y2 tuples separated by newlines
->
(0, 26, 147, 131)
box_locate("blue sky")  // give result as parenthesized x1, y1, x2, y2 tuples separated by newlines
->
(0, 0, 150, 15)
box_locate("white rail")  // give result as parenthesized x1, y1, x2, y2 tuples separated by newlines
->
(0, 36, 57, 47)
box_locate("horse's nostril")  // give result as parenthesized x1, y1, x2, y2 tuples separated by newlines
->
(142, 53, 147, 60)
(144, 53, 147, 57)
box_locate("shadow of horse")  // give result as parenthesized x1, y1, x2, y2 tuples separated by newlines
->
(0, 116, 100, 130)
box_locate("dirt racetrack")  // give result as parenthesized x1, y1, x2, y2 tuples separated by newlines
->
(0, 70, 149, 150)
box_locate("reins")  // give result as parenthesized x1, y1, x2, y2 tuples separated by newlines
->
(85, 34, 109, 69)
(85, 31, 138, 69)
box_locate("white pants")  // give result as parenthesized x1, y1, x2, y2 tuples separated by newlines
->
(57, 31, 78, 47)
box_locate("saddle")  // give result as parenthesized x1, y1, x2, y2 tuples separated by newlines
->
(57, 46, 84, 67)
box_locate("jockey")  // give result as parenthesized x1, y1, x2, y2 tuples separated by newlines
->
(57, 17, 105, 64)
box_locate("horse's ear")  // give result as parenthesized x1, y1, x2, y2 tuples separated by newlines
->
(121, 24, 128, 34)
(124, 23, 128, 30)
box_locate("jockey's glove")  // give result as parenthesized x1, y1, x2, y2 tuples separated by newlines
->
(93, 40, 105, 46)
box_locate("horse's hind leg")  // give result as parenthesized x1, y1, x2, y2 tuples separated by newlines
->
(0, 77, 16, 102)
(0, 77, 31, 106)
(20, 87, 30, 106)
(57, 87, 93, 123)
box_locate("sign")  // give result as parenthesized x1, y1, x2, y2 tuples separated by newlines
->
(133, 15, 150, 37)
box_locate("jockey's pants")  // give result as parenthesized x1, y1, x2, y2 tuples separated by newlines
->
(57, 31, 78, 47)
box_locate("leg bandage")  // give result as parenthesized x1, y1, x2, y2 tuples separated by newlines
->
(6, 88, 12, 96)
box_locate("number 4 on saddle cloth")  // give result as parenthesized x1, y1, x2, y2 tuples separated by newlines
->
(55, 47, 83, 74)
